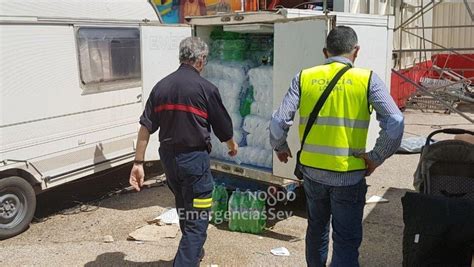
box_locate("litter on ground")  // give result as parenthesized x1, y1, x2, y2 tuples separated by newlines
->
(270, 247, 290, 256)
(366, 195, 389, 204)
(128, 224, 180, 242)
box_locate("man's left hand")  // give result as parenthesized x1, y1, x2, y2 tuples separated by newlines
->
(355, 153, 379, 176)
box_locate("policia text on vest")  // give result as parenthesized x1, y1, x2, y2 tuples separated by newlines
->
(311, 77, 354, 89)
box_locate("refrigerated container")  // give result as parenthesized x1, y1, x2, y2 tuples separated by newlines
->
(185, 10, 394, 190)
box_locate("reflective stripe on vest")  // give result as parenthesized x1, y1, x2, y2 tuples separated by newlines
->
(299, 116, 370, 129)
(299, 62, 372, 172)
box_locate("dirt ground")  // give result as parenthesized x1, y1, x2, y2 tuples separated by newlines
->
(1, 110, 473, 267)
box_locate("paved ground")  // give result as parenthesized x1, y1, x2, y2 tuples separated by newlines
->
(1, 110, 473, 266)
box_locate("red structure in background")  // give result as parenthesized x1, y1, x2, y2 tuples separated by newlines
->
(432, 54, 474, 78)
(391, 61, 433, 109)
(390, 54, 474, 109)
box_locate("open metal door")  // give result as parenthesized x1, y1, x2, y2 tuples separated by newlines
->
(332, 15, 394, 149)
(141, 25, 192, 161)
(272, 17, 329, 179)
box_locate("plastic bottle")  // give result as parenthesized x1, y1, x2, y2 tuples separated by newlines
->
(239, 86, 254, 117)
(248, 193, 258, 234)
(228, 188, 242, 231)
(213, 184, 229, 224)
(247, 191, 258, 234)
(211, 184, 220, 224)
(218, 184, 229, 222)
(256, 196, 266, 233)
(240, 190, 252, 232)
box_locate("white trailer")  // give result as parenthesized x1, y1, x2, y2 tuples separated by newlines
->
(0, 0, 191, 239)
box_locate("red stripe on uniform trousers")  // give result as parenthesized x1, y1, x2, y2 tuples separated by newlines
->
(154, 104, 208, 119)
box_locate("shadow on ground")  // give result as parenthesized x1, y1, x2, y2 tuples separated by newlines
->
(212, 220, 301, 242)
(84, 252, 173, 267)
(457, 103, 474, 114)
(34, 162, 166, 220)
(32, 163, 417, 266)
(359, 187, 416, 266)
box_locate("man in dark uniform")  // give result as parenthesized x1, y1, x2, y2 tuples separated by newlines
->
(129, 37, 238, 266)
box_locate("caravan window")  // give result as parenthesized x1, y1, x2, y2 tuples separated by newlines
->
(77, 27, 141, 91)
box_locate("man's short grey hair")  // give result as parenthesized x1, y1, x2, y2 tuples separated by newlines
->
(325, 26, 358, 56)
(179, 37, 209, 64)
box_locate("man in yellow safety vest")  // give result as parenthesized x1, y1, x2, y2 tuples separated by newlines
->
(270, 26, 404, 266)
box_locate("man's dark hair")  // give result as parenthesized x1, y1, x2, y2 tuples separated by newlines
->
(325, 26, 358, 56)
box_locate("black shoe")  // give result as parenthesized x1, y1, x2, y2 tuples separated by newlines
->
(199, 248, 205, 262)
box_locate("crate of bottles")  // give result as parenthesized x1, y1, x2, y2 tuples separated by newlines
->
(211, 185, 266, 234)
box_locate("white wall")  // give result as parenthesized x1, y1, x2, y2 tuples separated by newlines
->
(339, 0, 435, 69)
(339, 0, 474, 67)
(433, 2, 474, 51)
(0, 0, 158, 21)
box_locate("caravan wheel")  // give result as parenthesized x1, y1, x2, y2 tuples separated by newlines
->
(0, 176, 36, 240)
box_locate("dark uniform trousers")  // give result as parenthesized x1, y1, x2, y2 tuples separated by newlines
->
(159, 147, 213, 267)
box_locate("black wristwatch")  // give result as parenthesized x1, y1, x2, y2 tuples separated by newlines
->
(133, 160, 145, 165)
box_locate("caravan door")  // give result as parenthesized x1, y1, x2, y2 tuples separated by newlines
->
(140, 25, 192, 161)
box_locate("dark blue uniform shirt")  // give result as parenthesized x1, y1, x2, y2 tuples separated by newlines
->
(140, 64, 233, 149)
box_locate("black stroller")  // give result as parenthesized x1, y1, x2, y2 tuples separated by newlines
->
(403, 128, 474, 266)
(414, 128, 474, 199)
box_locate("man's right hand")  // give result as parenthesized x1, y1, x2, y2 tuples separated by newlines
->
(129, 163, 145, 191)
(276, 149, 292, 163)
(226, 138, 238, 157)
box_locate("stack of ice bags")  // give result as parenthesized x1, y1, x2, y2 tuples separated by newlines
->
(203, 61, 274, 169)
(239, 66, 273, 168)
(248, 66, 273, 119)
(202, 60, 247, 161)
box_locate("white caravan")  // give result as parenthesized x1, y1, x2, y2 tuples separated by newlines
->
(0, 0, 191, 239)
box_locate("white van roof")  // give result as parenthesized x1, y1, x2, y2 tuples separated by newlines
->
(0, 0, 159, 22)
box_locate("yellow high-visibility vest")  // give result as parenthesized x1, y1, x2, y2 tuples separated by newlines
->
(299, 62, 372, 172)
